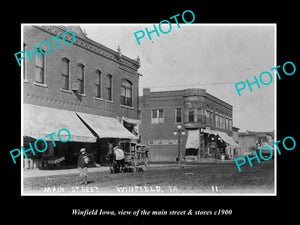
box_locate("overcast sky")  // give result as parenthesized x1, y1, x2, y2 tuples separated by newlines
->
(81, 24, 275, 132)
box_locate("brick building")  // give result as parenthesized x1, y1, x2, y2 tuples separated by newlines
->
(22, 25, 141, 168)
(139, 88, 239, 162)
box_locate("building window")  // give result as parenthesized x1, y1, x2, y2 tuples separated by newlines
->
(220, 116, 224, 129)
(188, 108, 197, 123)
(61, 58, 70, 90)
(196, 108, 203, 123)
(95, 70, 102, 98)
(175, 108, 182, 123)
(210, 111, 214, 126)
(222, 116, 225, 129)
(215, 113, 219, 128)
(225, 118, 228, 130)
(151, 109, 164, 124)
(121, 79, 132, 107)
(106, 74, 112, 101)
(205, 108, 210, 125)
(77, 63, 84, 94)
(35, 48, 45, 84)
(229, 119, 232, 130)
(196, 108, 202, 122)
(23, 43, 27, 81)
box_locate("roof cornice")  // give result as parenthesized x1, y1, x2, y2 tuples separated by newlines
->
(33, 25, 141, 74)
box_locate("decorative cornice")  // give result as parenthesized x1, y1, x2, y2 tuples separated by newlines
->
(34, 25, 140, 73)
(24, 93, 116, 117)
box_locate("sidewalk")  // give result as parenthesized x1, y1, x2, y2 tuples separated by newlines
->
(23, 166, 109, 178)
(23, 159, 241, 179)
(23, 164, 179, 178)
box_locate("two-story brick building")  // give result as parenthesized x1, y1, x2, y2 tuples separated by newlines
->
(22, 25, 141, 168)
(139, 88, 239, 162)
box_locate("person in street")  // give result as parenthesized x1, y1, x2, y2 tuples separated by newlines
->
(113, 145, 125, 172)
(78, 148, 89, 185)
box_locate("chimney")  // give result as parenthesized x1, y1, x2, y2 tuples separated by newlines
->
(143, 88, 151, 107)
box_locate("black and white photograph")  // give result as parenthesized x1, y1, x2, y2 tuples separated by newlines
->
(21, 24, 276, 195)
(4, 5, 298, 224)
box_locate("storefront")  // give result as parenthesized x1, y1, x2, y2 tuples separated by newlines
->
(23, 104, 138, 169)
(184, 128, 240, 160)
(75, 112, 138, 165)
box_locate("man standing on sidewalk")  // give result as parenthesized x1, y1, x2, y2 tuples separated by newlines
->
(78, 148, 89, 185)
(113, 145, 125, 172)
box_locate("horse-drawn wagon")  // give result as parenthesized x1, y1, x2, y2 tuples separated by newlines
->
(108, 141, 149, 173)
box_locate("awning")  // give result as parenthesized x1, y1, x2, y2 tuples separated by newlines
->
(216, 131, 240, 148)
(23, 104, 97, 142)
(185, 129, 200, 149)
(76, 112, 138, 139)
(122, 116, 140, 136)
(122, 116, 141, 125)
(201, 129, 218, 135)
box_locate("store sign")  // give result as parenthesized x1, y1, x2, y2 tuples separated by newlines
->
(148, 139, 182, 145)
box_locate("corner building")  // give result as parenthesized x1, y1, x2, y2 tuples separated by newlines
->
(23, 25, 141, 168)
(139, 88, 239, 162)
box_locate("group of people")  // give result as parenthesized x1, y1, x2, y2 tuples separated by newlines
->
(77, 145, 125, 185)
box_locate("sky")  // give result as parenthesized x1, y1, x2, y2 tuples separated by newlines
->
(81, 24, 275, 132)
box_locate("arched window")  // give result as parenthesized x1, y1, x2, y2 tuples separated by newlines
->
(121, 79, 132, 107)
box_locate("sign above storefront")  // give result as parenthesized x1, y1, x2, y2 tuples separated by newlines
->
(148, 139, 182, 145)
